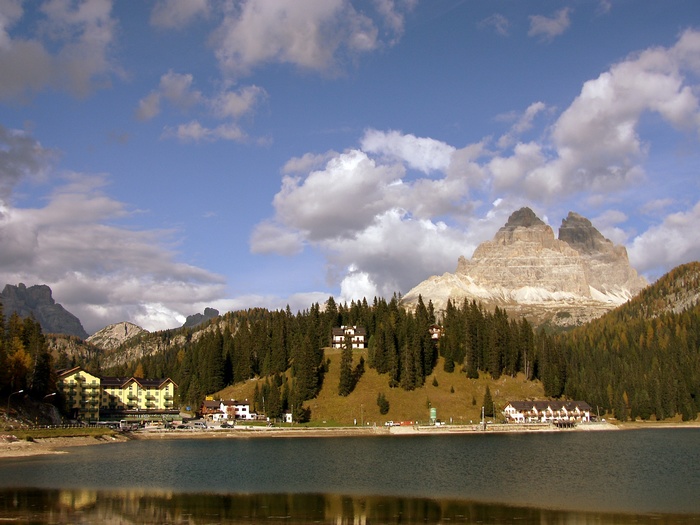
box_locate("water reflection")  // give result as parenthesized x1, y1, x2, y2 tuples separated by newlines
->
(0, 489, 696, 525)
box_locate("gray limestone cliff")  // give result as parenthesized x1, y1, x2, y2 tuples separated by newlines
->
(0, 283, 89, 339)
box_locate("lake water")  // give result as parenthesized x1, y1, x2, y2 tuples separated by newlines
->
(1, 428, 699, 524)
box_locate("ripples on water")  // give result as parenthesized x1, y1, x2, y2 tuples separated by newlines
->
(1, 428, 699, 524)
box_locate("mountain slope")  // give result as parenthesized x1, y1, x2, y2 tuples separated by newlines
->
(1, 283, 89, 338)
(87, 321, 149, 351)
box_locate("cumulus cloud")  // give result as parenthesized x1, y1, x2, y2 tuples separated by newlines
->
(210, 0, 418, 77)
(528, 8, 571, 41)
(0, 125, 55, 203)
(489, 29, 700, 201)
(0, 127, 226, 333)
(0, 0, 119, 101)
(360, 129, 455, 173)
(136, 70, 203, 120)
(252, 30, 700, 304)
(137, 70, 265, 142)
(628, 201, 700, 277)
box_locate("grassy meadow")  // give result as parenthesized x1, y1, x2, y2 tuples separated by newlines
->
(216, 348, 544, 426)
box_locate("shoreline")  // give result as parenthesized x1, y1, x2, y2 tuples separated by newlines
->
(2, 420, 699, 459)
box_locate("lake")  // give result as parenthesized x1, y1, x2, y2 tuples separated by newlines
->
(1, 428, 699, 524)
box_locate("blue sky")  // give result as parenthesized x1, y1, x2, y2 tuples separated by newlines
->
(1, 0, 700, 334)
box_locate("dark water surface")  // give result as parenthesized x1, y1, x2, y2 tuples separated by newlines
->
(1, 428, 699, 523)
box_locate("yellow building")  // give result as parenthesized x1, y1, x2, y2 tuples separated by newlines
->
(57, 367, 177, 422)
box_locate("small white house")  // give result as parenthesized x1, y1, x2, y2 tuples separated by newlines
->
(331, 326, 367, 348)
(221, 399, 254, 420)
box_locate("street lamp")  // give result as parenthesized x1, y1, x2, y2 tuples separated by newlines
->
(6, 389, 24, 420)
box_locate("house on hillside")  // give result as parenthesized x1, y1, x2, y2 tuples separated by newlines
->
(503, 400, 592, 423)
(331, 326, 366, 348)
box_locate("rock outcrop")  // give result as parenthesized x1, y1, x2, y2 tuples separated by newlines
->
(86, 321, 148, 351)
(182, 307, 219, 329)
(403, 208, 647, 327)
(0, 283, 89, 338)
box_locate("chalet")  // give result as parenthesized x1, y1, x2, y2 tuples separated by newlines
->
(429, 324, 442, 340)
(200, 400, 221, 417)
(503, 400, 592, 424)
(331, 326, 366, 348)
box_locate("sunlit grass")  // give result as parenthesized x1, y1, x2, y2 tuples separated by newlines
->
(217, 348, 545, 426)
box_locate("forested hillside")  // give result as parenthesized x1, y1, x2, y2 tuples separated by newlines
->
(3, 263, 698, 423)
(543, 262, 700, 421)
(103, 264, 699, 423)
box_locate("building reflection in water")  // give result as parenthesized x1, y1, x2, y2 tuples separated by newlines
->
(0, 488, 693, 525)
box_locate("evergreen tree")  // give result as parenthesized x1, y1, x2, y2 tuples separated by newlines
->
(338, 335, 353, 396)
(377, 392, 390, 415)
(483, 385, 494, 417)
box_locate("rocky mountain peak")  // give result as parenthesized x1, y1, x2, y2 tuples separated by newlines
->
(558, 211, 609, 254)
(502, 207, 545, 230)
(1, 283, 88, 339)
(404, 208, 648, 327)
(183, 307, 220, 329)
(86, 321, 148, 351)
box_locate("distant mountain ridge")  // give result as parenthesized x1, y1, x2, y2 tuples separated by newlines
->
(0, 283, 89, 339)
(403, 207, 648, 327)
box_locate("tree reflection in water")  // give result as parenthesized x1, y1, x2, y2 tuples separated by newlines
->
(0, 489, 694, 525)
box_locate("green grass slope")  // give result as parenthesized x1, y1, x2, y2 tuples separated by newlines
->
(217, 348, 544, 426)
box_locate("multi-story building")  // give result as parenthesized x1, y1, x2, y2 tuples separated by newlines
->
(57, 366, 178, 422)
(331, 326, 366, 348)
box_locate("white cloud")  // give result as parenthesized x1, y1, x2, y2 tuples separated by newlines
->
(0, 0, 118, 101)
(254, 30, 700, 302)
(137, 71, 203, 120)
(150, 0, 209, 29)
(271, 149, 404, 241)
(163, 120, 246, 143)
(210, 85, 266, 119)
(0, 127, 226, 333)
(0, 125, 55, 203)
(360, 129, 455, 173)
(497, 102, 547, 149)
(211, 0, 387, 77)
(249, 220, 304, 256)
(628, 201, 700, 277)
(528, 8, 571, 41)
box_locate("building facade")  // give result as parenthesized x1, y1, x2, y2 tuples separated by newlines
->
(331, 326, 367, 348)
(57, 366, 177, 422)
(503, 400, 592, 423)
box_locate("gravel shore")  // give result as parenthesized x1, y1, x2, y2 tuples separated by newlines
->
(2, 420, 697, 460)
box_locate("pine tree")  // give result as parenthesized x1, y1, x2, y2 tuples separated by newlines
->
(377, 392, 390, 415)
(483, 385, 494, 417)
(338, 335, 353, 396)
